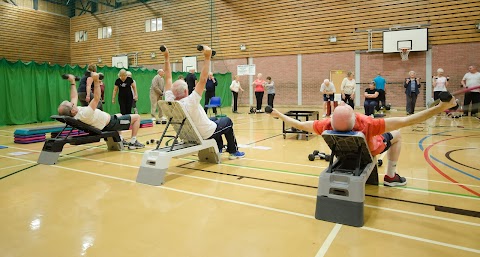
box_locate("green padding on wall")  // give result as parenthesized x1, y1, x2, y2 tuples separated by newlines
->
(0, 58, 232, 126)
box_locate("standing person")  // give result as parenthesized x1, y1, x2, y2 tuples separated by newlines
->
(373, 72, 387, 110)
(185, 68, 197, 95)
(112, 69, 137, 115)
(341, 71, 356, 109)
(267, 96, 457, 187)
(320, 79, 336, 118)
(126, 71, 138, 114)
(364, 81, 379, 116)
(265, 76, 276, 108)
(78, 64, 103, 111)
(150, 69, 166, 124)
(461, 65, 480, 117)
(404, 71, 422, 115)
(252, 73, 266, 112)
(204, 72, 218, 115)
(229, 75, 244, 113)
(57, 74, 144, 150)
(432, 68, 449, 101)
(161, 45, 245, 160)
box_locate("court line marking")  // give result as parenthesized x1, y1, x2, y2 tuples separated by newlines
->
(2, 154, 478, 255)
(3, 144, 480, 198)
(1, 154, 479, 227)
(315, 224, 342, 257)
(0, 163, 30, 170)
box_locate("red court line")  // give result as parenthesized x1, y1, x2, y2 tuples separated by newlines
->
(424, 136, 480, 197)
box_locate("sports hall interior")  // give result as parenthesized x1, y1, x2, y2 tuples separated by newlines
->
(0, 1, 479, 256)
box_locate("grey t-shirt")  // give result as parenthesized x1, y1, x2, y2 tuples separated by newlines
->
(265, 81, 275, 94)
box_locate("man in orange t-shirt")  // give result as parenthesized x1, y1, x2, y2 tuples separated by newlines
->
(269, 99, 457, 187)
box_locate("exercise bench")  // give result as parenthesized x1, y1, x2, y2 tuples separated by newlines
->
(136, 101, 221, 186)
(37, 115, 123, 165)
(314, 130, 379, 227)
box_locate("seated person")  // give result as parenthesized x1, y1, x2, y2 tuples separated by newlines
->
(161, 45, 245, 160)
(364, 81, 379, 116)
(57, 74, 144, 150)
(320, 79, 336, 118)
(268, 97, 457, 187)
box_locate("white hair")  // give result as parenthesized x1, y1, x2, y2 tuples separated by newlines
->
(126, 71, 132, 77)
(172, 80, 188, 99)
(409, 71, 416, 76)
(324, 79, 330, 83)
(437, 68, 444, 73)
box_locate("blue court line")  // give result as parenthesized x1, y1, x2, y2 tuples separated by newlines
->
(418, 131, 479, 181)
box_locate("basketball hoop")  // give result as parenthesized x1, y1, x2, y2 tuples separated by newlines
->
(400, 47, 411, 61)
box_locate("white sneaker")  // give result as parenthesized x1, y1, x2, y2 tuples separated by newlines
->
(322, 114, 326, 118)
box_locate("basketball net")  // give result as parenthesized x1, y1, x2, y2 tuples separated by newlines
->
(400, 48, 410, 61)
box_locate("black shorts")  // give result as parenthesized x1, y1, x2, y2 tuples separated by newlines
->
(323, 94, 334, 101)
(103, 114, 131, 131)
(380, 132, 393, 153)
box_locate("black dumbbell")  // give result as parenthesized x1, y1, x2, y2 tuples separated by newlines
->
(196, 45, 216, 57)
(438, 91, 453, 103)
(150, 139, 155, 143)
(146, 141, 150, 145)
(385, 104, 391, 111)
(378, 159, 383, 167)
(159, 45, 166, 52)
(308, 151, 330, 161)
(98, 73, 104, 80)
(265, 105, 273, 113)
(61, 74, 80, 81)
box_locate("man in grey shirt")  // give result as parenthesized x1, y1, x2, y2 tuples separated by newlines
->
(150, 69, 166, 123)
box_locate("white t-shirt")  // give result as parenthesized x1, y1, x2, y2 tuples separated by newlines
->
(74, 106, 110, 130)
(230, 80, 242, 93)
(165, 90, 216, 139)
(463, 72, 480, 92)
(341, 78, 356, 94)
(320, 82, 336, 94)
(433, 76, 447, 92)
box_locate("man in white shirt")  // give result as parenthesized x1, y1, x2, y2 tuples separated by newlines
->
(161, 45, 245, 160)
(57, 73, 144, 150)
(320, 79, 336, 117)
(461, 65, 480, 117)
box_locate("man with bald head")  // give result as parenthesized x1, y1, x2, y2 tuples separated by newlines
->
(58, 74, 144, 150)
(269, 98, 457, 187)
(150, 68, 166, 123)
(160, 45, 245, 160)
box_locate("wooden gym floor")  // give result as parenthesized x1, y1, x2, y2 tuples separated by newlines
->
(0, 107, 479, 257)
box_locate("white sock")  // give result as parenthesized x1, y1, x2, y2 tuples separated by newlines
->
(386, 160, 397, 177)
(130, 136, 137, 144)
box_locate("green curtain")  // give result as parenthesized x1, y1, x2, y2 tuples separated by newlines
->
(0, 58, 232, 126)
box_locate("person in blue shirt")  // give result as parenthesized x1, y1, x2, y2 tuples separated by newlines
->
(373, 72, 387, 111)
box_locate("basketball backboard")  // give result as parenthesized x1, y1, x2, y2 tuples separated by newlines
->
(383, 28, 428, 53)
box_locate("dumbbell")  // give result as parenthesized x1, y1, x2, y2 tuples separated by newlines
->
(265, 105, 273, 113)
(196, 45, 216, 57)
(308, 151, 331, 161)
(385, 103, 391, 111)
(150, 139, 155, 143)
(61, 74, 80, 81)
(159, 45, 166, 52)
(98, 73, 104, 80)
(378, 159, 383, 167)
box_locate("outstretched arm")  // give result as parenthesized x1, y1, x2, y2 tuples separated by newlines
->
(384, 96, 457, 132)
(163, 48, 172, 92)
(67, 75, 78, 105)
(88, 73, 101, 110)
(269, 108, 316, 133)
(194, 45, 212, 95)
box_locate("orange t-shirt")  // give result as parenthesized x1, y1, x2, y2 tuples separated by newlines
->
(253, 79, 265, 92)
(313, 113, 386, 156)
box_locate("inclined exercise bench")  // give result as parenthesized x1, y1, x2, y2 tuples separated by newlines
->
(37, 115, 123, 165)
(315, 130, 379, 227)
(136, 101, 221, 186)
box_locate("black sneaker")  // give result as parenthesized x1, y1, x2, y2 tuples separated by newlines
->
(383, 173, 407, 187)
(128, 140, 145, 150)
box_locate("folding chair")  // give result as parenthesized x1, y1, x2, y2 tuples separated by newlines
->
(205, 97, 223, 117)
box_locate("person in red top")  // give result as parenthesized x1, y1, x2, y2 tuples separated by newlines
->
(268, 99, 457, 187)
(252, 73, 266, 112)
